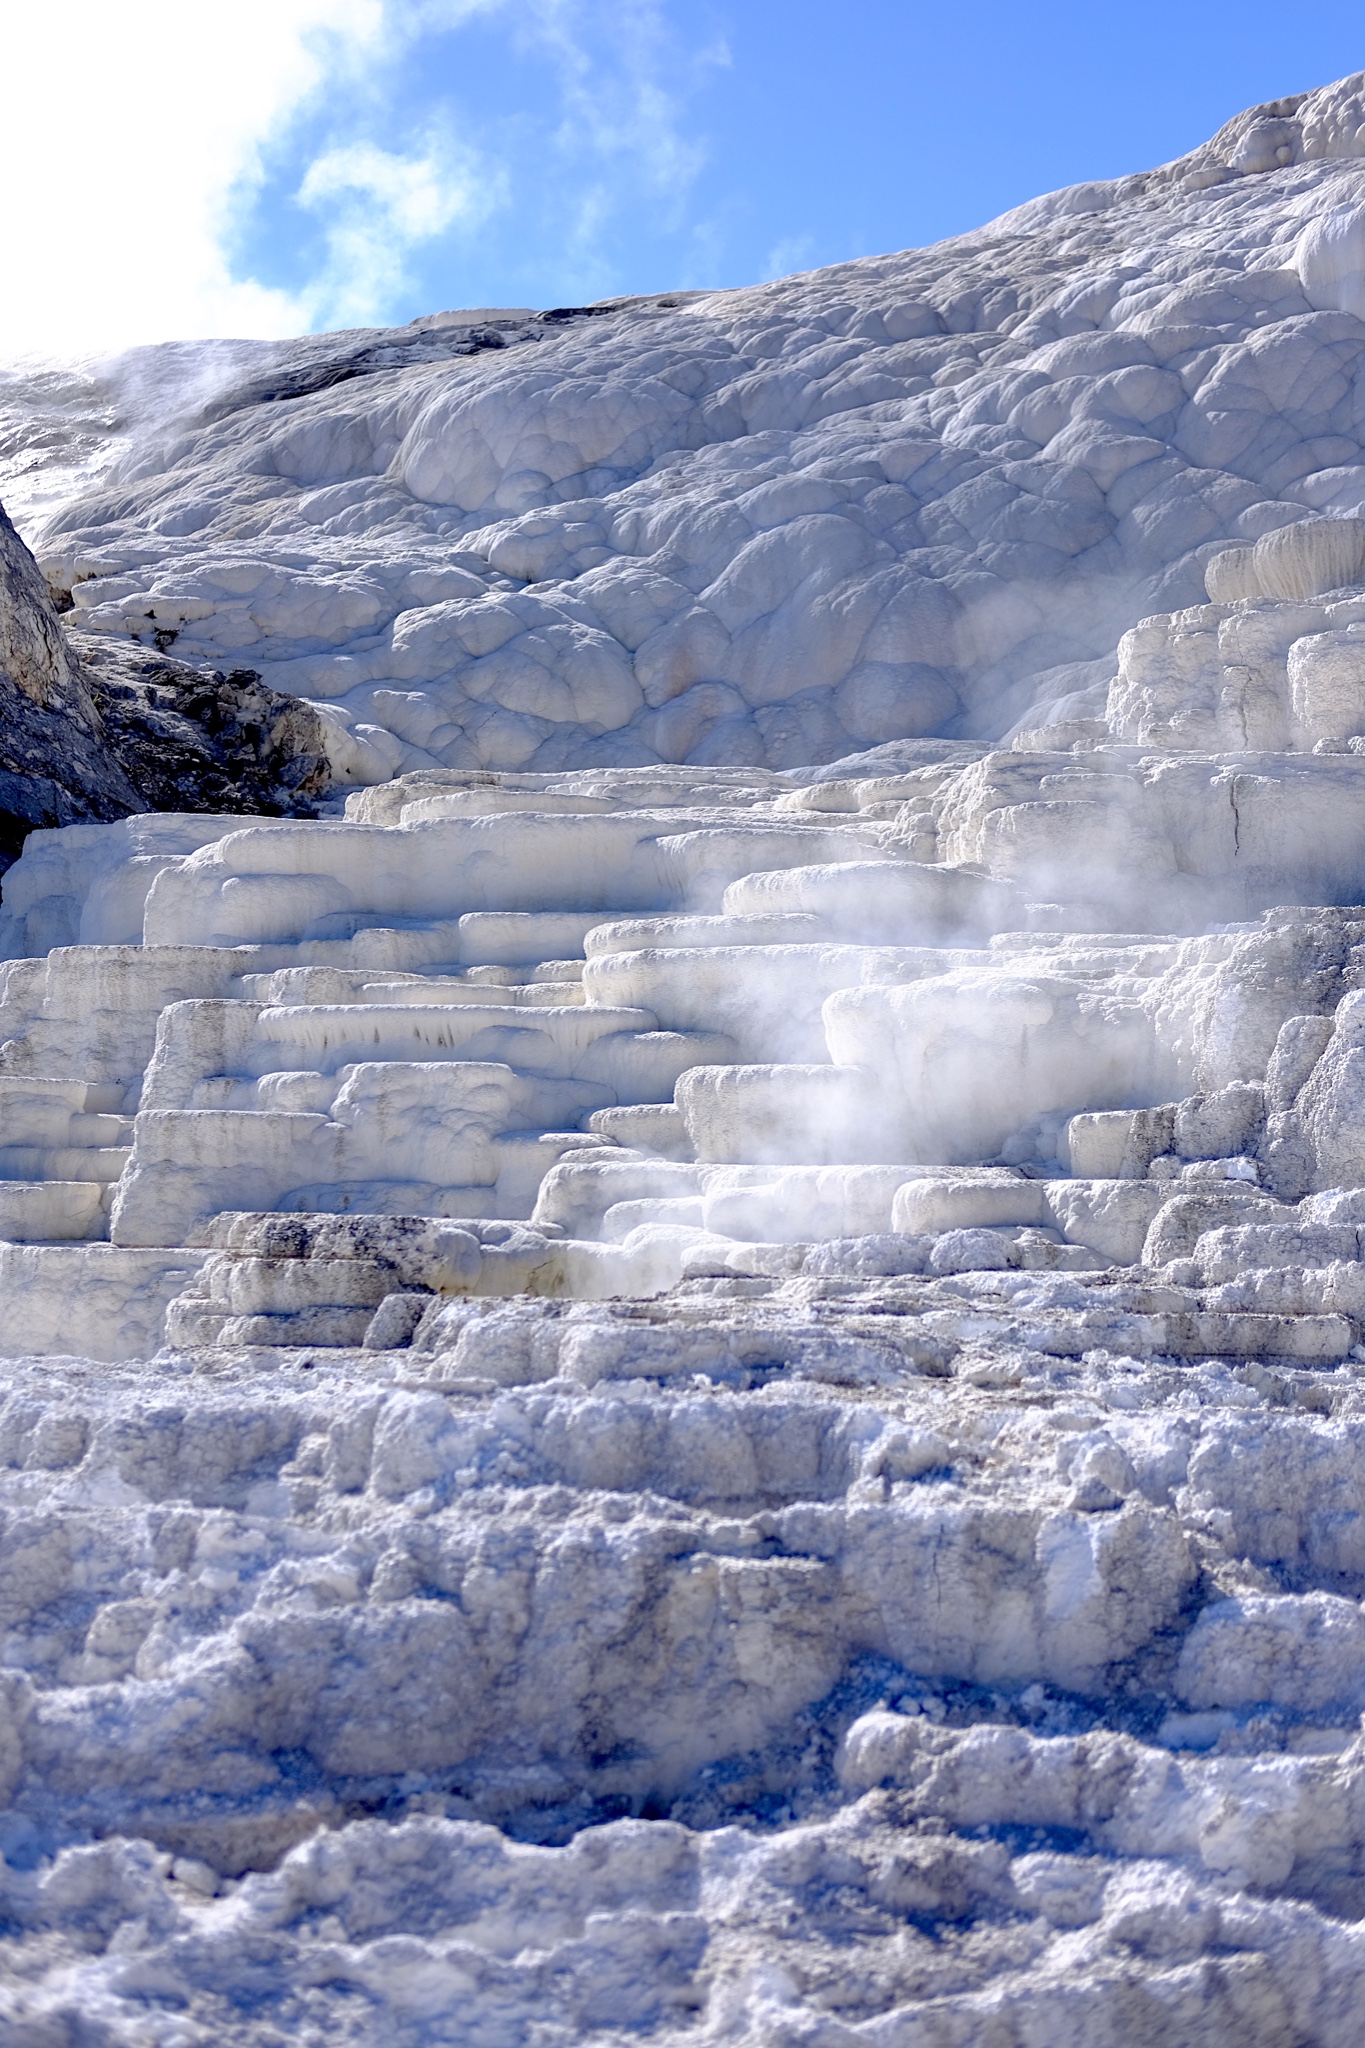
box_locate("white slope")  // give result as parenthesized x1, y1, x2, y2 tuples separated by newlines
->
(10, 74, 1365, 2047)
(13, 71, 1365, 780)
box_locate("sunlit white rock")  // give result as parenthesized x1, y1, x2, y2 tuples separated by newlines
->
(9, 72, 1365, 2047)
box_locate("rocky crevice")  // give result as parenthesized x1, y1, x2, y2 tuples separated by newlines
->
(0, 498, 330, 874)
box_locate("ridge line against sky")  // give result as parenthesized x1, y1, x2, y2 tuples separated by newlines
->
(1, 1, 1363, 356)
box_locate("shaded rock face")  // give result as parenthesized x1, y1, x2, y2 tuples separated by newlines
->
(72, 634, 331, 819)
(0, 500, 329, 872)
(0, 499, 140, 860)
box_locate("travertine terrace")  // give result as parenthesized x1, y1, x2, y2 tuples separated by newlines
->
(7, 72, 1365, 2044)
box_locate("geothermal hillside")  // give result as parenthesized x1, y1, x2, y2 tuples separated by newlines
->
(9, 68, 1365, 2044)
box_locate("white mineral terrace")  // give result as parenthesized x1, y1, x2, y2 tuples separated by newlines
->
(10, 72, 1365, 2045)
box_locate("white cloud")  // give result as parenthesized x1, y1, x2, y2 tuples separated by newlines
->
(0, 0, 387, 357)
(522, 0, 717, 193)
(520, 0, 727, 268)
(0, 0, 725, 361)
(297, 138, 500, 328)
(763, 234, 817, 283)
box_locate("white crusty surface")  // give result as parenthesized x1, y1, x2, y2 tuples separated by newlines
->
(7, 1322, 1365, 2044)
(10, 74, 1365, 2045)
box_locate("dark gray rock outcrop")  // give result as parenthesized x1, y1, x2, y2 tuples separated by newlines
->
(0, 498, 141, 864)
(0, 498, 330, 874)
(71, 634, 330, 819)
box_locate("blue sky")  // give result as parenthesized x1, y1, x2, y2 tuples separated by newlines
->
(236, 1, 1365, 323)
(3, 1, 1363, 352)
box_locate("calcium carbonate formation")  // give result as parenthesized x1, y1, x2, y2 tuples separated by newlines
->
(8, 71, 1365, 2046)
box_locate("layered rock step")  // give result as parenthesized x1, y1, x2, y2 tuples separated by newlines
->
(1, 1242, 208, 1358)
(0, 1078, 131, 1243)
(156, 1199, 1359, 1369)
(112, 994, 699, 1245)
(7, 753, 1365, 1353)
(7, 539, 1365, 1369)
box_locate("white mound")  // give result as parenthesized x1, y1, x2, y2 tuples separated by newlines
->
(6, 68, 1363, 781)
(8, 73, 1365, 2045)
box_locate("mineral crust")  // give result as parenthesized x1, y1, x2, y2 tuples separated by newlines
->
(8, 72, 1365, 2046)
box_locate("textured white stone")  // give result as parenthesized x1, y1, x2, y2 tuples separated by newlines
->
(10, 74, 1365, 2044)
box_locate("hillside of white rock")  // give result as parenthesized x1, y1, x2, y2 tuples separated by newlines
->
(8, 69, 1365, 2044)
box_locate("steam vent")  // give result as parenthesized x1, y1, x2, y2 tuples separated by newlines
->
(14, 71, 1365, 2043)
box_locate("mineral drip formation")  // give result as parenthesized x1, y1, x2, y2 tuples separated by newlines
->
(8, 71, 1365, 2045)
